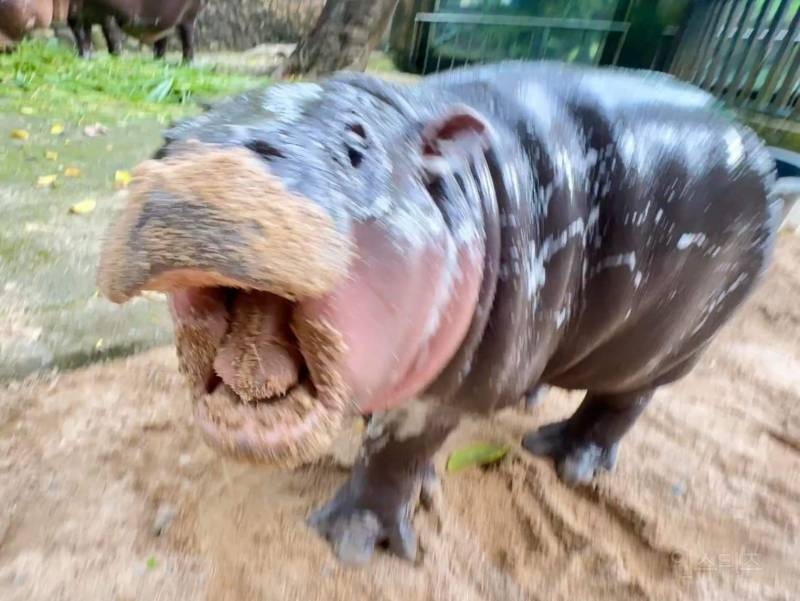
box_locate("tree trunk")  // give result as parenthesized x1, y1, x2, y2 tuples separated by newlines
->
(278, 0, 400, 78)
(388, 0, 434, 72)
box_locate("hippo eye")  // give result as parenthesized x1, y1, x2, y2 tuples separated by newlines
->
(245, 139, 286, 160)
(344, 123, 368, 168)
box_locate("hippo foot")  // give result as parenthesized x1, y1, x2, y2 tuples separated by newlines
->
(308, 464, 438, 565)
(522, 420, 619, 485)
(523, 385, 548, 411)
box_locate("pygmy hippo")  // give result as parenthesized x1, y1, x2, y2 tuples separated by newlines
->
(0, 0, 69, 48)
(96, 62, 783, 564)
(67, 0, 204, 61)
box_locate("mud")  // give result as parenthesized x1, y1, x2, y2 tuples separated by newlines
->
(1, 234, 798, 600)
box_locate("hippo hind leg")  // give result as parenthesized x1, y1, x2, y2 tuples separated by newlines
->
(523, 389, 652, 485)
(309, 402, 457, 564)
(101, 16, 122, 56)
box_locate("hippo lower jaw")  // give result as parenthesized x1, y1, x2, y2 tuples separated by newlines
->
(188, 294, 350, 468)
(97, 146, 356, 467)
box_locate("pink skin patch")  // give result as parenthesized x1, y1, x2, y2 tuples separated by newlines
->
(296, 221, 484, 413)
(168, 220, 484, 439)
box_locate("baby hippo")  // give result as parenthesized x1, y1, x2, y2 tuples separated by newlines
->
(97, 62, 783, 564)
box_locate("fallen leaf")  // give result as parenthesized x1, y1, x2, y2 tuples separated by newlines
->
(446, 442, 508, 473)
(20, 106, 35, 115)
(50, 123, 64, 135)
(114, 169, 132, 189)
(36, 174, 57, 188)
(83, 123, 108, 137)
(45, 150, 58, 161)
(64, 166, 81, 178)
(25, 222, 52, 233)
(69, 199, 96, 214)
(11, 129, 30, 141)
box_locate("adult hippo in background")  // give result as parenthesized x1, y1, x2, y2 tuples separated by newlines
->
(67, 0, 204, 61)
(0, 0, 69, 48)
(96, 62, 784, 565)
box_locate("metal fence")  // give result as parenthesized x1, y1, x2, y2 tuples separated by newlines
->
(670, 0, 800, 120)
(408, 12, 630, 74)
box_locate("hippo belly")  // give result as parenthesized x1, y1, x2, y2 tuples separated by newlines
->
(96, 61, 783, 564)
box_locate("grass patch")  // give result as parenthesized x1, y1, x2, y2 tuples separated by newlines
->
(0, 39, 265, 124)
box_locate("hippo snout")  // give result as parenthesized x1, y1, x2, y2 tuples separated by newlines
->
(97, 143, 354, 304)
(97, 143, 355, 468)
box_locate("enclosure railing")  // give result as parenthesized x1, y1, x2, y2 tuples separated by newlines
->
(670, 0, 799, 120)
(409, 12, 630, 75)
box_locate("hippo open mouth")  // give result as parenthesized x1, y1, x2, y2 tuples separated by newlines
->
(171, 287, 349, 467)
(97, 145, 355, 467)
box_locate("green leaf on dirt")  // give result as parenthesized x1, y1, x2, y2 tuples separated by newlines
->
(446, 442, 508, 473)
(146, 555, 157, 570)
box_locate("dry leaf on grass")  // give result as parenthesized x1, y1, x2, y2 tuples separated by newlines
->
(35, 174, 58, 188)
(114, 169, 132, 189)
(69, 199, 96, 214)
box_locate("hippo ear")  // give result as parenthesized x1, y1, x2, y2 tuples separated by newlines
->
(420, 105, 492, 176)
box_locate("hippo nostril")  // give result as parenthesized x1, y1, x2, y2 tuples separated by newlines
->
(245, 140, 286, 161)
(347, 146, 364, 168)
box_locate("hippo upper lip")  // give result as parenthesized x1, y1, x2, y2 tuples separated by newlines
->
(96, 144, 354, 304)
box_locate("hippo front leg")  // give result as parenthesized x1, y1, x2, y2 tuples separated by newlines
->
(153, 36, 167, 59)
(523, 389, 652, 485)
(309, 401, 458, 565)
(178, 21, 195, 63)
(68, 16, 91, 58)
(523, 384, 548, 411)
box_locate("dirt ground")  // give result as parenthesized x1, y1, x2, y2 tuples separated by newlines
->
(1, 233, 798, 601)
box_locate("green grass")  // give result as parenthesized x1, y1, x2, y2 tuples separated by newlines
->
(0, 39, 265, 124)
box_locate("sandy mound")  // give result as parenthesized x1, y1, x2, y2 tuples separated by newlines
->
(1, 235, 798, 601)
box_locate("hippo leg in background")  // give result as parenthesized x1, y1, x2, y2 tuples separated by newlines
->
(178, 21, 195, 63)
(68, 16, 92, 58)
(309, 403, 458, 564)
(153, 37, 167, 59)
(523, 389, 652, 485)
(101, 16, 122, 56)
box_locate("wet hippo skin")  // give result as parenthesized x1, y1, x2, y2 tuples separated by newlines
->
(97, 62, 784, 564)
